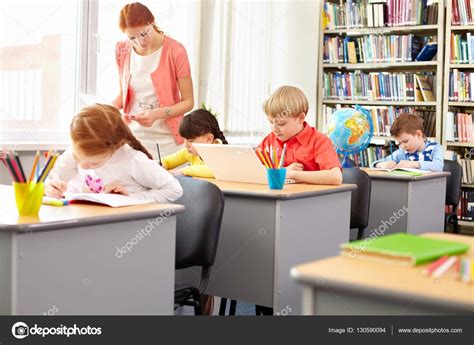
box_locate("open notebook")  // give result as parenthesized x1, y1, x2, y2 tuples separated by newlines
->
(43, 193, 153, 208)
(366, 167, 430, 176)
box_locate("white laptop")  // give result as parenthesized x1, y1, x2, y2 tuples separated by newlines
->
(193, 144, 296, 184)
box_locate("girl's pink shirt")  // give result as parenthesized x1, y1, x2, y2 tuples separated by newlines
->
(115, 36, 191, 144)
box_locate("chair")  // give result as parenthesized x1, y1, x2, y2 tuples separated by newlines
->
(174, 176, 225, 315)
(443, 159, 462, 234)
(342, 168, 371, 240)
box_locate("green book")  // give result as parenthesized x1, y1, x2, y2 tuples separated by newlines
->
(341, 233, 470, 266)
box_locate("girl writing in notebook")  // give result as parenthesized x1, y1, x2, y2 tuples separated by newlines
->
(162, 109, 228, 178)
(44, 104, 183, 202)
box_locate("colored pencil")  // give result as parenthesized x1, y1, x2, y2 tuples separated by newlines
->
(29, 151, 40, 183)
(9, 153, 24, 182)
(432, 256, 457, 279)
(14, 153, 26, 183)
(256, 149, 270, 168)
(279, 144, 287, 168)
(423, 256, 449, 276)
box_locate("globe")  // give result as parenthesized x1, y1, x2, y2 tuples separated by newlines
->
(326, 105, 373, 167)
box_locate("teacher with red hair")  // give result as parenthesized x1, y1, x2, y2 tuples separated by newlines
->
(112, 2, 194, 157)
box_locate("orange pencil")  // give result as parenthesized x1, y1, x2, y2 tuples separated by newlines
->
(263, 150, 275, 169)
(256, 149, 270, 168)
(28, 151, 40, 183)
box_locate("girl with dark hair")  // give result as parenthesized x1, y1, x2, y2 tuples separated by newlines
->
(162, 109, 227, 178)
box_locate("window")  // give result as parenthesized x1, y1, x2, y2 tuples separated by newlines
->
(199, 1, 272, 141)
(0, 0, 79, 141)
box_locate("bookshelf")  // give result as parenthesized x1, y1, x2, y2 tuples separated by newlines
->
(442, 0, 474, 228)
(318, 0, 445, 167)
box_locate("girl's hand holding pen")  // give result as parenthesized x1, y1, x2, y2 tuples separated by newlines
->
(44, 180, 67, 199)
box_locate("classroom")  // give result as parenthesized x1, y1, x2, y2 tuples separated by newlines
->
(0, 0, 473, 344)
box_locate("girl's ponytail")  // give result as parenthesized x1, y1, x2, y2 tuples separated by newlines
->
(125, 132, 153, 160)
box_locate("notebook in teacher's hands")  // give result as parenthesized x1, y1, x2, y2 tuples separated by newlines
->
(43, 193, 153, 208)
(340, 233, 469, 266)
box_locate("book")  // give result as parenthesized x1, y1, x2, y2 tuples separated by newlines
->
(415, 42, 437, 61)
(43, 193, 154, 208)
(415, 75, 435, 101)
(366, 167, 431, 176)
(340, 233, 470, 266)
(449, 70, 474, 102)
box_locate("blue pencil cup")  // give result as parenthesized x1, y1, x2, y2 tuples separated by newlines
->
(266, 168, 286, 190)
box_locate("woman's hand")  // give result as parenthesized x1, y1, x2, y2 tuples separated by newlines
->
(104, 183, 129, 196)
(44, 180, 67, 198)
(132, 108, 166, 127)
(394, 160, 420, 169)
(376, 160, 397, 169)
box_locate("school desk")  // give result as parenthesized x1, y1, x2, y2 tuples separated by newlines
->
(362, 170, 449, 236)
(175, 180, 356, 315)
(291, 233, 474, 315)
(0, 184, 184, 315)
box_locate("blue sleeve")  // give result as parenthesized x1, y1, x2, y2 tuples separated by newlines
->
(371, 148, 405, 167)
(419, 144, 444, 172)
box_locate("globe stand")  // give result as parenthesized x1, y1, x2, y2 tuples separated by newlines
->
(341, 155, 354, 168)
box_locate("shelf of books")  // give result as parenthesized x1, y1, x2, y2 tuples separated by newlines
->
(443, 0, 474, 228)
(318, 0, 444, 167)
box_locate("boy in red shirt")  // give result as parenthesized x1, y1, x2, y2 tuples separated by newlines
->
(258, 86, 342, 185)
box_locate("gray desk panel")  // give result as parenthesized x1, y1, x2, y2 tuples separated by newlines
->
(176, 190, 352, 315)
(306, 287, 473, 315)
(366, 177, 446, 237)
(276, 191, 351, 315)
(2, 217, 176, 315)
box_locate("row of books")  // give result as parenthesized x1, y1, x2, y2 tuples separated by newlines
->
(450, 33, 474, 64)
(452, 0, 474, 25)
(322, 34, 433, 63)
(323, 0, 439, 29)
(322, 71, 435, 101)
(323, 105, 437, 137)
(385, 0, 439, 27)
(342, 145, 386, 167)
(448, 70, 474, 102)
(445, 111, 474, 142)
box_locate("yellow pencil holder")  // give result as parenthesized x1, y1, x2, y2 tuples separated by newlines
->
(13, 182, 44, 217)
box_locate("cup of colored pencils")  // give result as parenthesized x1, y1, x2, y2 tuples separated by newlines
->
(257, 144, 287, 190)
(0, 150, 59, 216)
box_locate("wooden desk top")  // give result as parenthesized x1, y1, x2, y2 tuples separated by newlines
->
(0, 185, 185, 232)
(197, 178, 356, 200)
(291, 233, 474, 311)
(362, 168, 450, 181)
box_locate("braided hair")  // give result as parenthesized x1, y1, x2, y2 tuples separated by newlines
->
(70, 103, 153, 159)
(178, 109, 228, 144)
